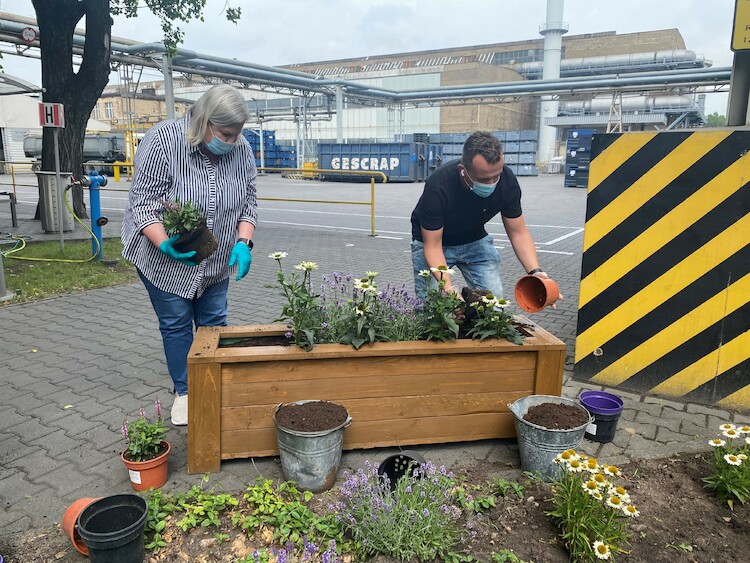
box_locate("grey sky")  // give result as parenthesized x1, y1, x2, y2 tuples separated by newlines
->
(0, 0, 739, 114)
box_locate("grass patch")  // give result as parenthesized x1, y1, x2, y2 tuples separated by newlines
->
(1, 238, 136, 303)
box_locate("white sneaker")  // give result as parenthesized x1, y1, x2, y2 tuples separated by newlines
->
(171, 393, 188, 426)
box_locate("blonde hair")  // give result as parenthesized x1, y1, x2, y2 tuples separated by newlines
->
(186, 85, 250, 146)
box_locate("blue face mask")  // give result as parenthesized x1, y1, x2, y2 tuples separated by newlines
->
(205, 135, 236, 156)
(462, 167, 499, 198)
(205, 126, 237, 156)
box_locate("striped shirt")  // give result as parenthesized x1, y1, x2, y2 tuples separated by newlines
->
(121, 114, 257, 299)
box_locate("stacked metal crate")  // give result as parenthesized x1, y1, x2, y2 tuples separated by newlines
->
(431, 132, 468, 165)
(242, 129, 298, 169)
(564, 129, 594, 188)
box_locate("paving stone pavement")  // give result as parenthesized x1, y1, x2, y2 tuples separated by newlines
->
(1, 175, 748, 548)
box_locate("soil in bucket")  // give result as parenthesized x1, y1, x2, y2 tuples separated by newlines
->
(509, 395, 592, 481)
(580, 390, 624, 443)
(523, 402, 589, 429)
(77, 494, 148, 563)
(274, 401, 351, 493)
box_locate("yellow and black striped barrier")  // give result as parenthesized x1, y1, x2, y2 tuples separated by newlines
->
(575, 130, 750, 411)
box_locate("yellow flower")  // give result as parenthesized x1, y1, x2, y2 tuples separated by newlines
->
(567, 459, 585, 473)
(585, 457, 599, 472)
(592, 540, 611, 560)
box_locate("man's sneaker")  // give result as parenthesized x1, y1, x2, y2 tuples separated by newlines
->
(171, 393, 188, 426)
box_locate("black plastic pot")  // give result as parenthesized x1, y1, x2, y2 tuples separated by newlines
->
(77, 494, 148, 563)
(377, 450, 426, 490)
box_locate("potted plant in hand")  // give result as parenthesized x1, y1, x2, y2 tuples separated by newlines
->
(120, 400, 171, 491)
(158, 198, 218, 264)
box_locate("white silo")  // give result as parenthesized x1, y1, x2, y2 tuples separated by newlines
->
(537, 0, 568, 166)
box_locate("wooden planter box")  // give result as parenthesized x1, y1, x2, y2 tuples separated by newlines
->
(187, 322, 565, 474)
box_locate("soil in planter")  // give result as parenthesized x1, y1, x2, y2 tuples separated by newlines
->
(122, 442, 169, 463)
(523, 403, 589, 429)
(173, 224, 218, 264)
(220, 335, 292, 348)
(275, 401, 348, 432)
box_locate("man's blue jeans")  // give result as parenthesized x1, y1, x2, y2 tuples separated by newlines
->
(411, 235, 503, 301)
(139, 271, 229, 395)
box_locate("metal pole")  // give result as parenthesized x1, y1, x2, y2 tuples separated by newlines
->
(259, 121, 265, 171)
(53, 128, 64, 252)
(727, 51, 750, 127)
(370, 176, 376, 237)
(163, 53, 175, 119)
(0, 252, 14, 302)
(89, 179, 103, 260)
(336, 85, 344, 143)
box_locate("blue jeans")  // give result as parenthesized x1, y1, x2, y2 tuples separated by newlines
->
(138, 271, 229, 395)
(411, 235, 503, 301)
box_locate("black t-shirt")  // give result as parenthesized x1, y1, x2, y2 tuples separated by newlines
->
(410, 159, 523, 246)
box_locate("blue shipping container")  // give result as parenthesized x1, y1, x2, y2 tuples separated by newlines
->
(317, 143, 423, 182)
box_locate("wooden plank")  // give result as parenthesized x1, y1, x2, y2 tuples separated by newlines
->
(188, 327, 222, 364)
(187, 361, 222, 474)
(209, 329, 564, 364)
(221, 351, 537, 383)
(221, 390, 533, 431)
(532, 349, 565, 396)
(221, 412, 517, 458)
(221, 367, 536, 407)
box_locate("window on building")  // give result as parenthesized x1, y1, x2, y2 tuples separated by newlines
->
(105, 102, 114, 119)
(91, 105, 101, 120)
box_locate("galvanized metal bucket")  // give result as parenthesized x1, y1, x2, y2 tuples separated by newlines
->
(508, 395, 593, 481)
(273, 401, 352, 493)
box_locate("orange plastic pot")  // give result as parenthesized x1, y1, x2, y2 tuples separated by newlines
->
(120, 441, 171, 492)
(514, 275, 560, 312)
(62, 496, 101, 555)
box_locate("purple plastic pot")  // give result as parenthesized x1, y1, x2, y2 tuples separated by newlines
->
(579, 390, 624, 443)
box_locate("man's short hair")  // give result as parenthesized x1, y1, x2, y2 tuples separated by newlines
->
(461, 131, 504, 169)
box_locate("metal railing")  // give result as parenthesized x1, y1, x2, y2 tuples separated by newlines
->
(257, 167, 388, 236)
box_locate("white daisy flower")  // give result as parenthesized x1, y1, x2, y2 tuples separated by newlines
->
(724, 454, 742, 466)
(737, 426, 750, 434)
(720, 423, 736, 431)
(269, 251, 288, 260)
(294, 261, 318, 271)
(592, 540, 611, 560)
(606, 495, 624, 509)
(365, 271, 378, 279)
(429, 265, 455, 275)
(722, 428, 740, 439)
(418, 269, 431, 278)
(709, 438, 726, 447)
(623, 504, 640, 517)
(603, 465, 621, 477)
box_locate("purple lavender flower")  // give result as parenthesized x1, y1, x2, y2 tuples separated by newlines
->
(120, 419, 129, 439)
(155, 398, 162, 419)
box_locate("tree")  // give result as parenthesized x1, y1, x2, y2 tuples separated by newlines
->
(705, 112, 726, 128)
(31, 0, 240, 217)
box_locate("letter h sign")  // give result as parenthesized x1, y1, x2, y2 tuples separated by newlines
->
(38, 102, 65, 127)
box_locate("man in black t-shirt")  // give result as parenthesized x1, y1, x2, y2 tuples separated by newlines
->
(411, 131, 557, 302)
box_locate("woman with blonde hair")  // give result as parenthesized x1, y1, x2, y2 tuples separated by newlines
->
(122, 84, 257, 425)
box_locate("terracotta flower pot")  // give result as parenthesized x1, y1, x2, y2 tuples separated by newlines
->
(514, 275, 560, 313)
(61, 496, 101, 555)
(120, 441, 171, 492)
